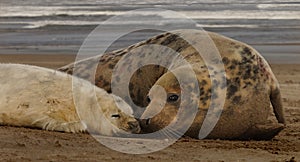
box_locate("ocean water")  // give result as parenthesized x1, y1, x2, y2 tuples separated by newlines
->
(0, 0, 299, 62)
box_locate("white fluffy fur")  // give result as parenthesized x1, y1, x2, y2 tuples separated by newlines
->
(0, 63, 139, 136)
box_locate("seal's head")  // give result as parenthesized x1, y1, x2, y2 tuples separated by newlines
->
(140, 66, 200, 134)
(109, 95, 141, 134)
(85, 92, 141, 136)
(140, 71, 180, 132)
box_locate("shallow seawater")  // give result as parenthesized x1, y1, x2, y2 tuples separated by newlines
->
(0, 0, 299, 63)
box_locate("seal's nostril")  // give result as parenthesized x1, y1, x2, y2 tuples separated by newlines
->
(146, 118, 151, 125)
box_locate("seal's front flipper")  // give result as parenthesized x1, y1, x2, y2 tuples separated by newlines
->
(53, 121, 87, 133)
(240, 123, 285, 140)
(33, 117, 87, 133)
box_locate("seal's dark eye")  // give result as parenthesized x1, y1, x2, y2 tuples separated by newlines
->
(111, 114, 120, 118)
(167, 94, 179, 102)
(146, 95, 151, 103)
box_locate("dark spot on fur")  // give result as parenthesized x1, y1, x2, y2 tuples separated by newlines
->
(242, 47, 252, 55)
(108, 64, 114, 69)
(231, 60, 239, 65)
(226, 78, 231, 86)
(175, 45, 184, 52)
(155, 33, 169, 40)
(144, 37, 153, 44)
(161, 34, 178, 46)
(202, 95, 211, 103)
(242, 81, 253, 89)
(227, 85, 238, 99)
(243, 68, 252, 80)
(234, 77, 240, 84)
(200, 87, 205, 96)
(200, 80, 208, 86)
(253, 65, 259, 74)
(232, 95, 241, 104)
(229, 65, 236, 70)
(99, 57, 106, 62)
(222, 57, 230, 65)
(119, 51, 127, 56)
(200, 97, 209, 106)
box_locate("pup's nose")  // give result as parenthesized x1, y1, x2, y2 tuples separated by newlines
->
(128, 121, 141, 133)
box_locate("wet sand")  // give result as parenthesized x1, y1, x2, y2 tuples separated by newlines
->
(0, 54, 299, 161)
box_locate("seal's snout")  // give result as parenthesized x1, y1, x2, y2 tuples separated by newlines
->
(145, 118, 151, 125)
(138, 118, 151, 126)
(128, 121, 141, 133)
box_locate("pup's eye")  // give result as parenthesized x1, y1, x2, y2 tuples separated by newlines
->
(146, 95, 151, 103)
(167, 94, 179, 102)
(111, 114, 121, 118)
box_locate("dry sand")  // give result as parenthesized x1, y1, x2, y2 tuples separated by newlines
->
(0, 54, 299, 161)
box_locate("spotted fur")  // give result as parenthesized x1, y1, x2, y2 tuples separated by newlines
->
(58, 30, 285, 139)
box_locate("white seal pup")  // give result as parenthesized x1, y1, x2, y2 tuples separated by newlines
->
(0, 64, 140, 136)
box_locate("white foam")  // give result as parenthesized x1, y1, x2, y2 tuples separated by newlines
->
(21, 20, 101, 28)
(1, 5, 300, 20)
(196, 24, 259, 28)
(179, 10, 300, 20)
(257, 4, 300, 9)
(0, 6, 125, 17)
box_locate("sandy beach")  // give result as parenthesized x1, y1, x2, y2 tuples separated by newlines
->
(1, 1, 300, 161)
(0, 54, 299, 161)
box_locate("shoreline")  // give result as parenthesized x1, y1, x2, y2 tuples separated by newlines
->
(0, 54, 76, 69)
(1, 42, 300, 65)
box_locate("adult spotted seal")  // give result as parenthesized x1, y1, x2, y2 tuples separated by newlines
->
(140, 30, 285, 139)
(0, 64, 140, 136)
(58, 30, 285, 139)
